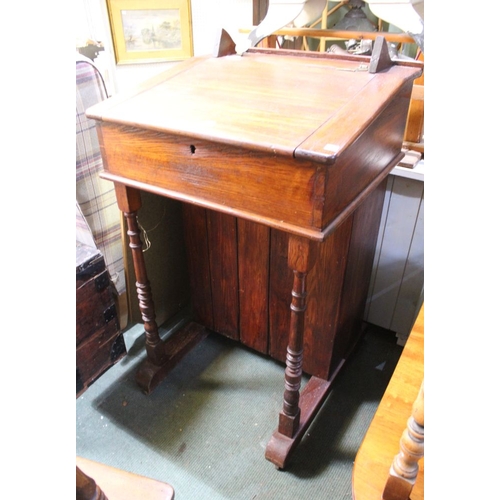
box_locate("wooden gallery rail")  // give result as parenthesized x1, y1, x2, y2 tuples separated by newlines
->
(240, 26, 417, 48)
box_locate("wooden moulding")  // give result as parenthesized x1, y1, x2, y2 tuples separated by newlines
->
(265, 361, 344, 469)
(136, 321, 210, 394)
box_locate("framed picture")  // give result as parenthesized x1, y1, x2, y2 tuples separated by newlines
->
(106, 0, 193, 64)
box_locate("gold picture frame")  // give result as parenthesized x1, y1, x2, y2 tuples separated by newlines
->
(106, 0, 193, 64)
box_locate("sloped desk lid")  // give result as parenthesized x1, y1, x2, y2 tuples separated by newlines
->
(87, 48, 422, 164)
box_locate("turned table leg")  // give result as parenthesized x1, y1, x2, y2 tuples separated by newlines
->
(266, 234, 335, 469)
(115, 184, 166, 366)
(278, 235, 317, 437)
(114, 183, 210, 394)
(383, 379, 424, 500)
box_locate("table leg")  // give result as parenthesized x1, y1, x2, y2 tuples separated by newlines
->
(115, 184, 166, 366)
(382, 380, 424, 500)
(267, 234, 342, 469)
(115, 183, 209, 394)
(278, 235, 317, 437)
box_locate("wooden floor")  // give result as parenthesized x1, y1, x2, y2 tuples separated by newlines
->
(352, 305, 424, 499)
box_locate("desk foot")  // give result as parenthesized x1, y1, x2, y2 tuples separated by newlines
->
(265, 361, 345, 469)
(136, 321, 210, 394)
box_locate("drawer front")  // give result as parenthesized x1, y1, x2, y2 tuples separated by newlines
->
(76, 326, 126, 395)
(98, 123, 326, 232)
(76, 270, 117, 346)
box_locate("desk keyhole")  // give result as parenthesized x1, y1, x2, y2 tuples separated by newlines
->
(190, 145, 196, 154)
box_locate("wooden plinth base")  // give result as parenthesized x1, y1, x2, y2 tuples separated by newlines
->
(136, 321, 210, 394)
(265, 360, 345, 469)
(135, 319, 347, 470)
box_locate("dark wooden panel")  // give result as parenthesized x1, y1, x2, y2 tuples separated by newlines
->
(302, 217, 352, 379)
(237, 218, 270, 353)
(182, 204, 214, 328)
(333, 178, 388, 371)
(268, 229, 292, 362)
(125, 193, 190, 328)
(76, 268, 115, 346)
(76, 242, 126, 396)
(253, 0, 269, 25)
(268, 218, 353, 379)
(207, 210, 239, 340)
(76, 326, 126, 394)
(182, 187, 385, 381)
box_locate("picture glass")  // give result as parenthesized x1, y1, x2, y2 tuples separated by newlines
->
(121, 9, 182, 52)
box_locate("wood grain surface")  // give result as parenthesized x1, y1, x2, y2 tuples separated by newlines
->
(352, 305, 424, 499)
(76, 456, 174, 500)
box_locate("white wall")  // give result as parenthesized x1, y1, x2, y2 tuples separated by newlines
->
(76, 0, 253, 94)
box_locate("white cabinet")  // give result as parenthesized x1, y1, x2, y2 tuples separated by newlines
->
(364, 161, 424, 344)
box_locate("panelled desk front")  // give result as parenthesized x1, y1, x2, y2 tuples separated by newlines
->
(87, 46, 421, 469)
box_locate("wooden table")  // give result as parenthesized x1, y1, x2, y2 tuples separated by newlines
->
(76, 456, 175, 500)
(87, 41, 421, 469)
(352, 305, 424, 499)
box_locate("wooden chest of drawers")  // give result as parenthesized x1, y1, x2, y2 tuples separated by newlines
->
(76, 242, 126, 397)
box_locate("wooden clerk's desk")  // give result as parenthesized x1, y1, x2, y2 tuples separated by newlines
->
(87, 41, 422, 469)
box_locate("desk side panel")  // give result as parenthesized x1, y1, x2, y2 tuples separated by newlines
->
(332, 179, 388, 370)
(322, 80, 414, 228)
(302, 218, 352, 379)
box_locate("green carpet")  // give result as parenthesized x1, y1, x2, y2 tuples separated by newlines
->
(76, 318, 402, 499)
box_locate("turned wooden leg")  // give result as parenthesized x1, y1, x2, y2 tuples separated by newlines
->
(115, 184, 166, 366)
(265, 234, 328, 468)
(114, 183, 209, 394)
(76, 466, 108, 500)
(278, 235, 317, 437)
(383, 379, 424, 500)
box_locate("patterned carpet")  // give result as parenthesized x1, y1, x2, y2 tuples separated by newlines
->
(76, 318, 402, 499)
